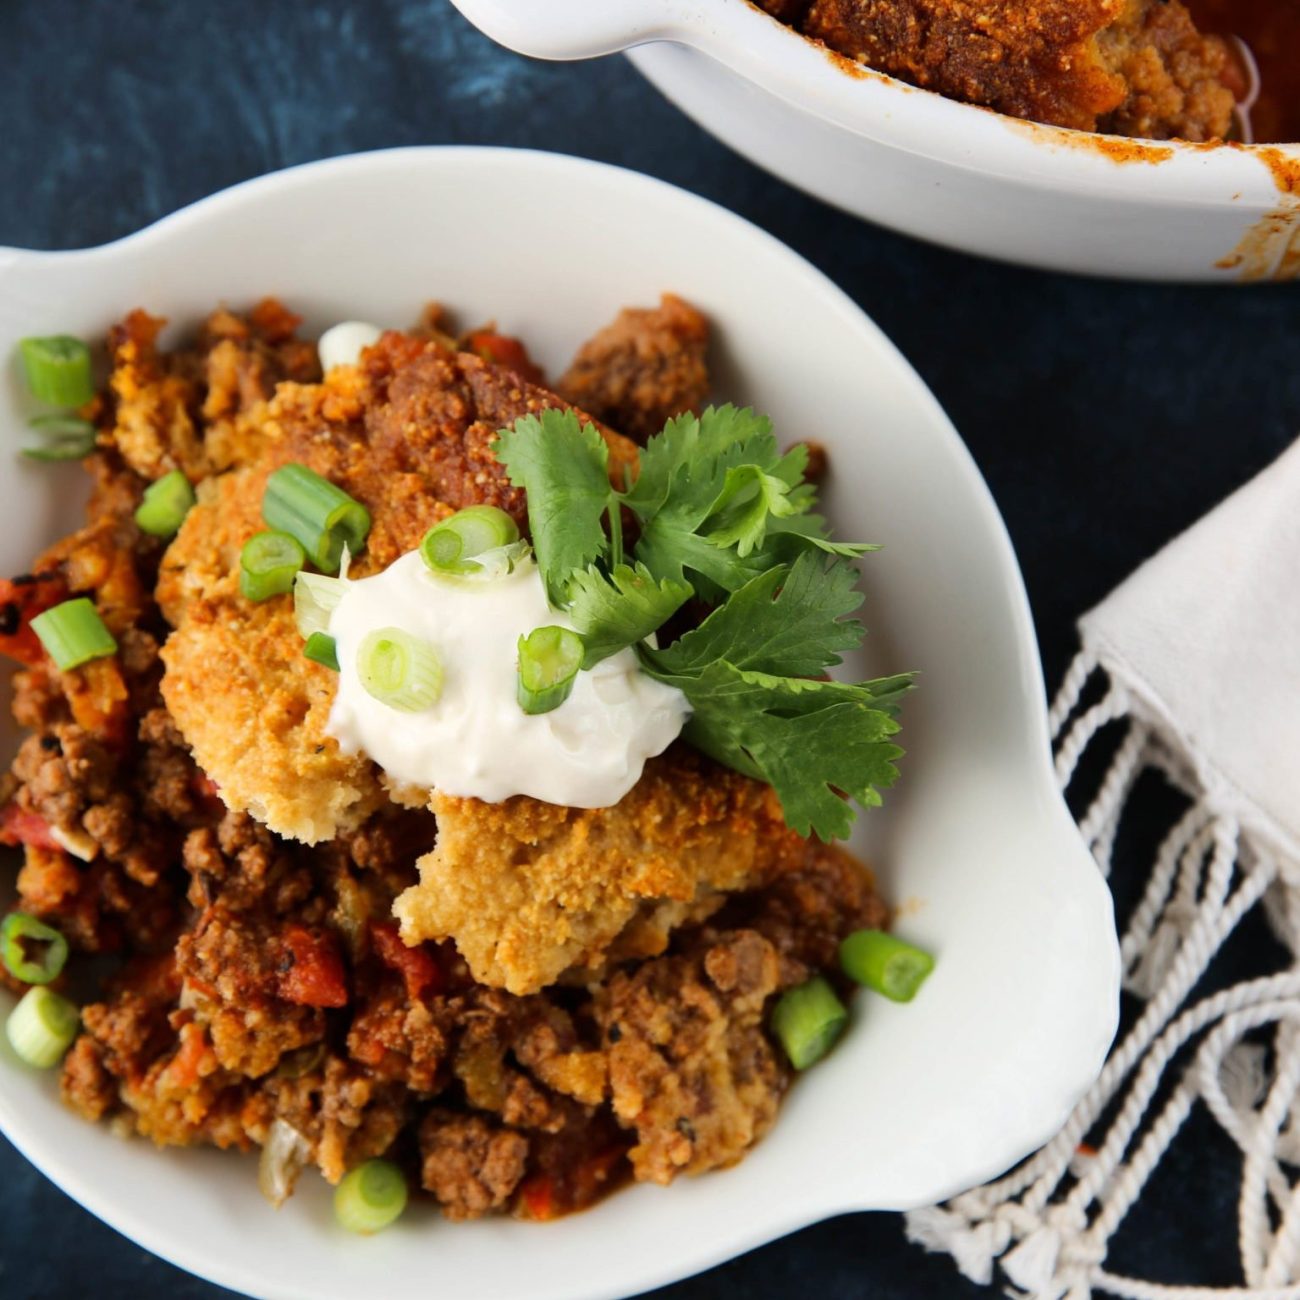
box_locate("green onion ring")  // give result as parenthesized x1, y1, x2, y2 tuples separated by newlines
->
(0, 913, 69, 985)
(838, 929, 935, 1003)
(769, 976, 847, 1070)
(240, 531, 306, 602)
(29, 598, 118, 671)
(5, 986, 79, 1069)
(356, 627, 443, 712)
(419, 505, 520, 577)
(134, 469, 196, 539)
(19, 336, 94, 407)
(516, 625, 583, 715)
(262, 463, 371, 573)
(333, 1159, 408, 1234)
(303, 632, 340, 672)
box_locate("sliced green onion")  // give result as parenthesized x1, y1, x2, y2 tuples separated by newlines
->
(425, 538, 531, 584)
(240, 530, 306, 602)
(30, 598, 117, 671)
(516, 625, 582, 715)
(262, 463, 371, 573)
(29, 414, 96, 437)
(0, 913, 69, 985)
(334, 1158, 408, 1234)
(22, 436, 97, 463)
(19, 336, 94, 407)
(357, 627, 443, 712)
(134, 469, 196, 538)
(839, 929, 935, 1003)
(470, 539, 531, 580)
(293, 571, 346, 639)
(770, 976, 847, 1070)
(304, 632, 340, 671)
(420, 505, 520, 577)
(6, 986, 79, 1069)
(24, 413, 96, 462)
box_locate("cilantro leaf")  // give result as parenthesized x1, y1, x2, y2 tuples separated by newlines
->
(642, 659, 905, 840)
(763, 511, 881, 559)
(645, 550, 865, 679)
(493, 409, 613, 605)
(852, 672, 917, 715)
(622, 405, 777, 521)
(568, 562, 692, 669)
(624, 405, 796, 594)
(702, 464, 800, 558)
(771, 442, 810, 488)
(634, 521, 769, 598)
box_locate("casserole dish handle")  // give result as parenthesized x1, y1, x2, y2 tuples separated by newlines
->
(448, 0, 683, 60)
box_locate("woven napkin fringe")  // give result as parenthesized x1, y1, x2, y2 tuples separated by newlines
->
(904, 646, 1300, 1300)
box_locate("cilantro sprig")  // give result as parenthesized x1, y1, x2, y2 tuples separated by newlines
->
(492, 406, 914, 840)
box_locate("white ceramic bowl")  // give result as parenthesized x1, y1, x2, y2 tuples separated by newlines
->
(0, 147, 1118, 1300)
(450, 0, 1300, 282)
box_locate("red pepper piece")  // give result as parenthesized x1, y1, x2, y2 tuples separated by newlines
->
(517, 1174, 557, 1221)
(0, 573, 69, 666)
(370, 920, 442, 1000)
(0, 805, 62, 851)
(277, 924, 348, 1008)
(463, 330, 545, 385)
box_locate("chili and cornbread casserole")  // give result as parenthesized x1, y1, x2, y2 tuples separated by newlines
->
(0, 296, 915, 1222)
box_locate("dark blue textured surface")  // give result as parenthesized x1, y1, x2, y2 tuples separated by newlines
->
(1, 2, 1298, 1297)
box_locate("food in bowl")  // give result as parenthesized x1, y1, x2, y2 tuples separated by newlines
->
(758, 0, 1298, 143)
(0, 294, 926, 1227)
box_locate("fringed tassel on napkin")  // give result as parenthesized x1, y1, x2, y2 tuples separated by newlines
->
(905, 648, 1300, 1300)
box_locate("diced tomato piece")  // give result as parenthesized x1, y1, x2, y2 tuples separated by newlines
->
(517, 1174, 558, 1221)
(463, 330, 545, 385)
(370, 920, 442, 1000)
(0, 805, 62, 851)
(277, 925, 349, 1008)
(0, 573, 69, 666)
(165, 1021, 211, 1089)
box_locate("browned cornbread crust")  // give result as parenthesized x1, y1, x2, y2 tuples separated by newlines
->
(795, 0, 1234, 139)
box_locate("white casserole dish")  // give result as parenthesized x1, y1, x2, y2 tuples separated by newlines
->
(450, 0, 1300, 282)
(0, 147, 1118, 1300)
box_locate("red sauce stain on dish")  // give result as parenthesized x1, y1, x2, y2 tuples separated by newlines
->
(819, 40, 872, 80)
(1250, 146, 1300, 200)
(996, 114, 1178, 165)
(1088, 137, 1175, 165)
(1216, 205, 1300, 282)
(1184, 0, 1300, 145)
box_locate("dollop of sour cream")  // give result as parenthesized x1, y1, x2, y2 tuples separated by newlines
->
(325, 551, 690, 807)
(318, 321, 383, 372)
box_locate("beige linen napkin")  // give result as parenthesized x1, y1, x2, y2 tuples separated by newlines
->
(907, 439, 1300, 1299)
